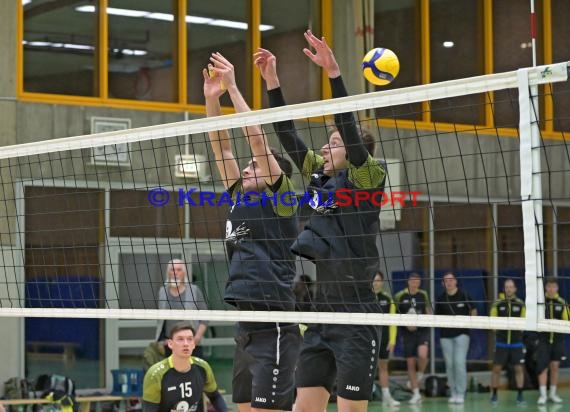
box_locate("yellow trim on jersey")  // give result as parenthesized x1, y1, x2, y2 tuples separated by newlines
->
(301, 150, 386, 190)
(229, 175, 297, 217)
(388, 300, 397, 345)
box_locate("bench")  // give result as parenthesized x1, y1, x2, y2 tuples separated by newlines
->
(26, 341, 80, 365)
(1, 395, 136, 412)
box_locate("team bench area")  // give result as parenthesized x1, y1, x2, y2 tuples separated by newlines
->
(26, 341, 80, 365)
(1, 395, 137, 412)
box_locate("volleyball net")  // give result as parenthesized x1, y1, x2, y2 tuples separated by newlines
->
(0, 62, 569, 334)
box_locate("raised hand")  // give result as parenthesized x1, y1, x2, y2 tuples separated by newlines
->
(202, 65, 226, 100)
(302, 29, 340, 78)
(253, 48, 278, 82)
(209, 52, 237, 90)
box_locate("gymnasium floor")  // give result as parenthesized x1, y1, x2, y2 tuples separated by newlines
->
(326, 391, 569, 412)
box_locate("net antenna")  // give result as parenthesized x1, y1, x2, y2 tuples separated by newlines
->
(0, 62, 569, 334)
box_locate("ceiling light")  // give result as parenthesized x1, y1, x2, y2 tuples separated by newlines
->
(443, 41, 454, 48)
(22, 0, 32, 6)
(209, 19, 247, 30)
(24, 40, 147, 56)
(75, 6, 273, 31)
(147, 13, 174, 22)
(186, 15, 214, 24)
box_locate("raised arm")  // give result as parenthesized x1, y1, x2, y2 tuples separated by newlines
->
(209, 52, 283, 186)
(254, 47, 308, 170)
(203, 68, 241, 190)
(303, 30, 369, 167)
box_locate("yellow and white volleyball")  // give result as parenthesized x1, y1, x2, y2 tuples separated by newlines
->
(362, 47, 400, 86)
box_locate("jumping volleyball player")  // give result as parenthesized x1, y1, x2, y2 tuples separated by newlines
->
(255, 30, 386, 412)
(203, 52, 301, 412)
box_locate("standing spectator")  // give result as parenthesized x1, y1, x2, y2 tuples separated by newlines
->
(536, 277, 568, 405)
(490, 278, 526, 406)
(435, 272, 477, 404)
(394, 272, 432, 404)
(156, 259, 208, 359)
(372, 271, 399, 407)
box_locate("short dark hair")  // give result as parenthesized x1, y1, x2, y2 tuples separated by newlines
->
(442, 271, 456, 280)
(327, 127, 376, 156)
(375, 271, 385, 280)
(270, 148, 293, 179)
(168, 322, 195, 339)
(408, 272, 421, 280)
(545, 276, 558, 286)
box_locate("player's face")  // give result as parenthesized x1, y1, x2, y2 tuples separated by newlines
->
(443, 275, 457, 292)
(168, 329, 195, 358)
(545, 282, 558, 298)
(168, 263, 186, 285)
(407, 277, 421, 291)
(321, 132, 347, 176)
(372, 274, 383, 294)
(504, 281, 517, 298)
(242, 158, 266, 192)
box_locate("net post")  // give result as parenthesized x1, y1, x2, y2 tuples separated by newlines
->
(517, 68, 544, 331)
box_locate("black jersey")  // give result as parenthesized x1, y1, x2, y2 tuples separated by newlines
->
(293, 160, 385, 304)
(435, 289, 475, 338)
(490, 296, 525, 344)
(541, 294, 569, 343)
(394, 288, 431, 332)
(142, 356, 217, 412)
(223, 176, 298, 311)
(268, 77, 386, 308)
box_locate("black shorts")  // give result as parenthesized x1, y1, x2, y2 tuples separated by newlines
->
(493, 345, 526, 367)
(232, 322, 301, 410)
(378, 326, 390, 360)
(401, 328, 430, 358)
(295, 323, 380, 401)
(536, 340, 566, 373)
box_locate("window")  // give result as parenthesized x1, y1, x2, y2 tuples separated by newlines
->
(430, 0, 484, 124)
(260, 0, 321, 105)
(493, 0, 542, 128)
(187, 0, 249, 106)
(551, 0, 570, 131)
(374, 0, 421, 120)
(23, 0, 97, 96)
(107, 0, 177, 102)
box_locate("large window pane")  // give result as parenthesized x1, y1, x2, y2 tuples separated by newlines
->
(551, 0, 570, 131)
(493, 0, 542, 128)
(108, 0, 176, 102)
(374, 0, 421, 120)
(23, 0, 97, 96)
(187, 0, 249, 106)
(430, 0, 484, 124)
(261, 0, 321, 105)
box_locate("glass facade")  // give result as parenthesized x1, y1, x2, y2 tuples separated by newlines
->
(18, 2, 570, 134)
